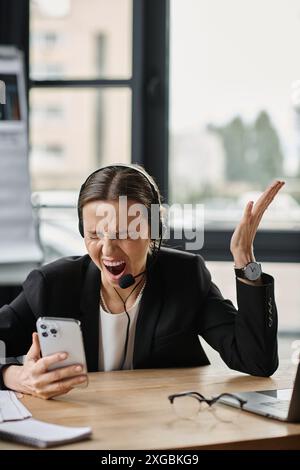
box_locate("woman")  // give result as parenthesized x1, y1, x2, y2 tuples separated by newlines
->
(0, 164, 284, 399)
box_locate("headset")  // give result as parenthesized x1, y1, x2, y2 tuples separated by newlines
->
(77, 163, 163, 370)
(78, 163, 163, 244)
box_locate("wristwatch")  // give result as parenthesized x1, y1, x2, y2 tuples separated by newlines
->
(234, 261, 262, 281)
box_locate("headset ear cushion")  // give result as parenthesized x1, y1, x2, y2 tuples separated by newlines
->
(79, 220, 84, 237)
(78, 208, 84, 237)
(77, 205, 84, 237)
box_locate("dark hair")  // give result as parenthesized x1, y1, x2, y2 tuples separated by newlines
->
(78, 164, 164, 248)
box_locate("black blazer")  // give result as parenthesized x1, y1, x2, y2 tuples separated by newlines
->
(0, 247, 278, 387)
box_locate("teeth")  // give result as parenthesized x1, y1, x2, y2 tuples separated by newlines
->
(103, 260, 125, 267)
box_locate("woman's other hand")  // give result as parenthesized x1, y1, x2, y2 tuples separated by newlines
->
(230, 180, 285, 283)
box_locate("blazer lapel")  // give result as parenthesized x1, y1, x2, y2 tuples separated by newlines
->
(133, 255, 164, 368)
(80, 259, 100, 372)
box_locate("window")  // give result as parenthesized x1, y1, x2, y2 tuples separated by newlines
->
(170, 0, 300, 231)
(26, 0, 169, 262)
(31, 31, 64, 49)
(28, 0, 134, 261)
(29, 0, 133, 194)
(31, 63, 65, 79)
(31, 143, 65, 160)
(205, 260, 300, 361)
(169, 0, 300, 348)
(31, 104, 64, 120)
(30, 0, 132, 80)
(30, 87, 131, 189)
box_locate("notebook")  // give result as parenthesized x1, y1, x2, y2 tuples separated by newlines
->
(0, 391, 92, 448)
(0, 391, 32, 422)
(0, 418, 92, 448)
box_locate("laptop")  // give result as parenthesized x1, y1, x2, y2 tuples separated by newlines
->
(219, 361, 300, 422)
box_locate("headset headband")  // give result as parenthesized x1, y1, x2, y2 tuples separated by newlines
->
(77, 163, 162, 237)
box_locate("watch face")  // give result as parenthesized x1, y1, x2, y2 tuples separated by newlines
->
(244, 262, 262, 281)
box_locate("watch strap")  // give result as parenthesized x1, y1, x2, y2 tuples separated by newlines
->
(234, 267, 246, 278)
(234, 262, 262, 281)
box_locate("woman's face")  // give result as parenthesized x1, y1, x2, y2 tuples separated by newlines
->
(82, 199, 150, 289)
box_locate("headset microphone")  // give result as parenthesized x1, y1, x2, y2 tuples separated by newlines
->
(118, 271, 146, 289)
(118, 232, 163, 289)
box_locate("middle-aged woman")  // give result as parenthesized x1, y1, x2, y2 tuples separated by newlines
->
(0, 164, 284, 399)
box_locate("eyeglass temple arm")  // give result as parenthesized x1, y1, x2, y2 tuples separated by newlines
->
(210, 393, 247, 406)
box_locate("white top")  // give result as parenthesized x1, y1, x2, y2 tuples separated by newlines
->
(98, 287, 145, 371)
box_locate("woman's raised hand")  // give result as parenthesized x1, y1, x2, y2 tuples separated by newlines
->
(230, 180, 285, 271)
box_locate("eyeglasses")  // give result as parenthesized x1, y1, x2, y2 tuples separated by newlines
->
(168, 391, 247, 422)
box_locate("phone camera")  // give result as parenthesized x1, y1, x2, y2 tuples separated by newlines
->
(42, 332, 48, 337)
(40, 324, 47, 329)
(50, 328, 57, 335)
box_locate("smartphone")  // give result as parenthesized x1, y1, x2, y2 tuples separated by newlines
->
(36, 317, 88, 385)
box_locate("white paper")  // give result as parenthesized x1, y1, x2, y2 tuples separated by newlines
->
(0, 418, 92, 448)
(0, 391, 31, 422)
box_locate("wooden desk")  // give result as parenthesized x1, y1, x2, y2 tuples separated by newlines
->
(1, 361, 300, 450)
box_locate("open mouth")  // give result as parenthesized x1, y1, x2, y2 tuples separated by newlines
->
(103, 260, 126, 277)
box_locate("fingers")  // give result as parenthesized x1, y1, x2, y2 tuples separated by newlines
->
(253, 180, 285, 212)
(257, 180, 283, 204)
(33, 374, 87, 400)
(263, 180, 285, 205)
(241, 180, 285, 225)
(25, 333, 41, 362)
(242, 200, 254, 222)
(262, 179, 284, 195)
(253, 180, 285, 225)
(232, 180, 285, 259)
(36, 364, 86, 388)
(34, 352, 68, 375)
